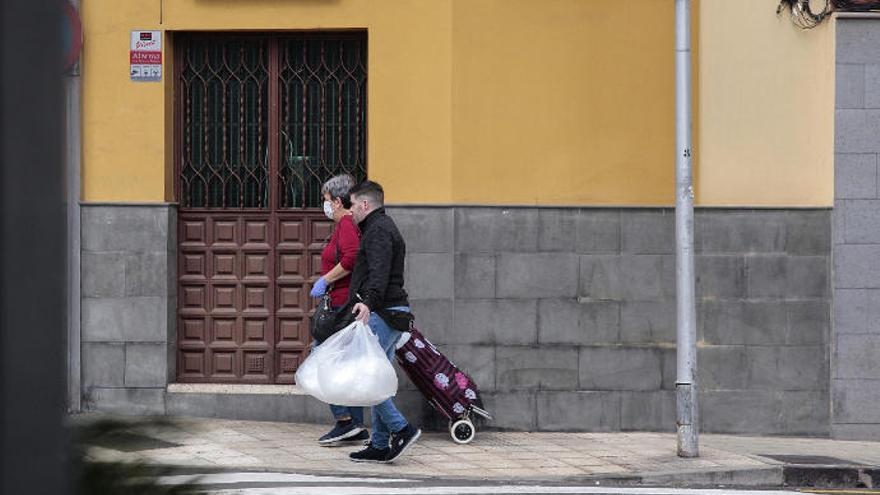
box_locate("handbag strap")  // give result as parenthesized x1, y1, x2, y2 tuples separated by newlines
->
(334, 229, 341, 265)
(326, 225, 342, 293)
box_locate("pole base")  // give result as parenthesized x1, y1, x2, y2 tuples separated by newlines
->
(677, 424, 699, 457)
(676, 383, 699, 458)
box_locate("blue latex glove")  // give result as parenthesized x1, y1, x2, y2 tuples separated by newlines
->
(310, 277, 329, 297)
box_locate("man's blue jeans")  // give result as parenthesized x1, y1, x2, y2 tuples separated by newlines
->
(368, 306, 410, 449)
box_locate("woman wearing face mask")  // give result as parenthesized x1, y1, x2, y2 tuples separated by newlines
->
(309, 173, 366, 446)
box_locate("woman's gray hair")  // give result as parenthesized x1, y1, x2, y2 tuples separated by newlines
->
(321, 174, 356, 201)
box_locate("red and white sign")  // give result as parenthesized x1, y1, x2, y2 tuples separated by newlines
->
(130, 30, 162, 82)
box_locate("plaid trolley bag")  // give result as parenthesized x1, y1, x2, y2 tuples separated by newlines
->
(395, 326, 492, 444)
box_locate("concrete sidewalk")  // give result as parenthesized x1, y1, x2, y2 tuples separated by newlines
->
(80, 415, 880, 488)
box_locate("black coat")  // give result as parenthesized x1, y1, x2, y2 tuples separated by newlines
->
(348, 208, 409, 311)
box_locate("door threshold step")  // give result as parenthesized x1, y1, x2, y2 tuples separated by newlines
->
(167, 383, 305, 395)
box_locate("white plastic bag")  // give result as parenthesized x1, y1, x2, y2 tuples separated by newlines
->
(294, 321, 398, 407)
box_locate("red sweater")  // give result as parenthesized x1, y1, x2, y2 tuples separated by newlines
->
(321, 214, 361, 307)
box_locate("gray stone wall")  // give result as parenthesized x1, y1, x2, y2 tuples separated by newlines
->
(833, 18, 880, 440)
(80, 204, 176, 415)
(77, 203, 831, 435)
(389, 206, 831, 435)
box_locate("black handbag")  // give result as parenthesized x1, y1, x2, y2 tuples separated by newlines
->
(310, 232, 356, 342)
(310, 294, 355, 343)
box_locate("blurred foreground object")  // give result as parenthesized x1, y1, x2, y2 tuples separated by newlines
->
(70, 417, 196, 494)
(0, 1, 66, 494)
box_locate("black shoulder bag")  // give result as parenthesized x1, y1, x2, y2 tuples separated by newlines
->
(310, 294, 355, 343)
(310, 236, 355, 343)
(376, 308, 414, 332)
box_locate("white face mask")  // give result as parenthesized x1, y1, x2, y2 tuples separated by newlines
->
(322, 200, 334, 220)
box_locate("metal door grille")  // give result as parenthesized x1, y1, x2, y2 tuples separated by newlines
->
(279, 38, 367, 208)
(179, 38, 270, 209)
(175, 32, 367, 383)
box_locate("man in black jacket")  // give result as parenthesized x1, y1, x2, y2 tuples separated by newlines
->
(347, 180, 421, 464)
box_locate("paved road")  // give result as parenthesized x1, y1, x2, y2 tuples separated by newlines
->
(156, 469, 815, 494)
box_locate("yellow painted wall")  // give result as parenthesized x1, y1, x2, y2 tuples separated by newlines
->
(82, 0, 167, 202)
(451, 0, 683, 205)
(697, 0, 834, 206)
(82, 0, 453, 203)
(80, 0, 682, 205)
(81, 0, 833, 207)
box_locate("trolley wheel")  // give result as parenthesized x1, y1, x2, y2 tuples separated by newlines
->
(450, 418, 476, 444)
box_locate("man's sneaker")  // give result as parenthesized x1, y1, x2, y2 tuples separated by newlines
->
(349, 444, 391, 463)
(318, 422, 366, 445)
(385, 424, 421, 463)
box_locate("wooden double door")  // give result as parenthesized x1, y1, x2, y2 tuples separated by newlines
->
(174, 32, 367, 383)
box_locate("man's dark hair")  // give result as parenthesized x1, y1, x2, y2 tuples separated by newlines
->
(349, 180, 384, 207)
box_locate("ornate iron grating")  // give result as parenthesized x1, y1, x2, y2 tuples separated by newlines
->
(279, 37, 367, 208)
(177, 33, 367, 210)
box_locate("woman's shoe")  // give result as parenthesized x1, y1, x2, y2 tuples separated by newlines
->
(318, 421, 367, 446)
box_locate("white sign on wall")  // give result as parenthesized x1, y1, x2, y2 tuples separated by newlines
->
(130, 30, 162, 82)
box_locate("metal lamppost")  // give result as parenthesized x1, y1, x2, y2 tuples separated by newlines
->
(675, 0, 699, 458)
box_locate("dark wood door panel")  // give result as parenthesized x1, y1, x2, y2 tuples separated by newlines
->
(177, 211, 330, 383)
